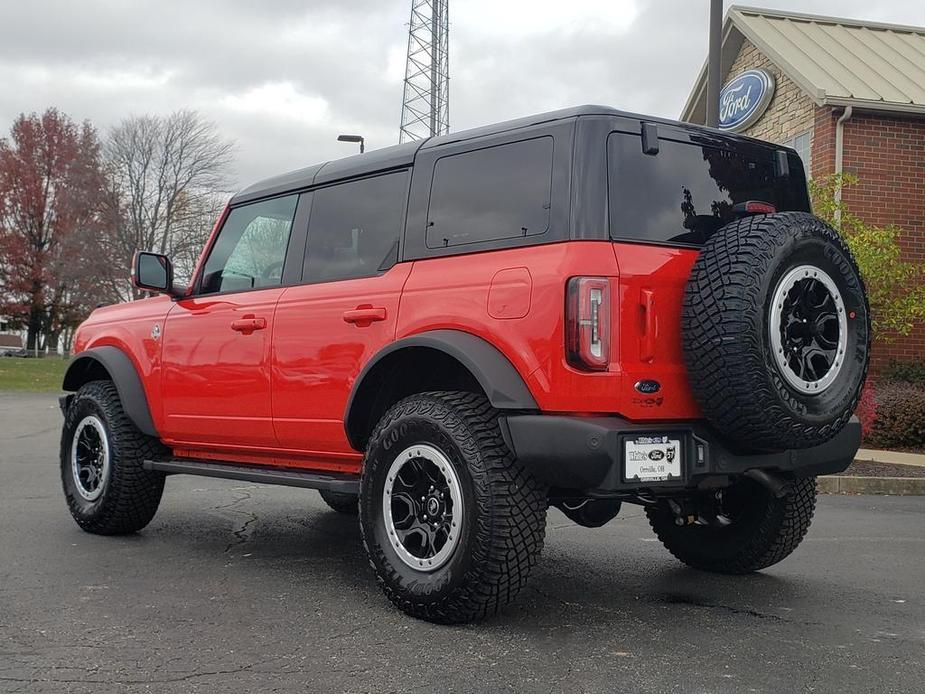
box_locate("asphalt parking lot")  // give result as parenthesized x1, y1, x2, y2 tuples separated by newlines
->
(1, 392, 923, 693)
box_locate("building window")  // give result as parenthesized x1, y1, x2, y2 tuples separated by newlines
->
(788, 130, 812, 177)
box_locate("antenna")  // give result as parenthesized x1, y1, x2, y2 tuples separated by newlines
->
(399, 0, 449, 142)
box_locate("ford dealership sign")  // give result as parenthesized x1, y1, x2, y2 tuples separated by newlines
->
(718, 69, 775, 132)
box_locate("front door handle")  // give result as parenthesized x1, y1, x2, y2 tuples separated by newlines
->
(343, 306, 387, 327)
(231, 315, 267, 334)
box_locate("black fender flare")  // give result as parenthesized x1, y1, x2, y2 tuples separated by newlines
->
(62, 346, 159, 437)
(344, 329, 538, 450)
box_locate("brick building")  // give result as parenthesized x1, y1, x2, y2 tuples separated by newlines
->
(682, 6, 925, 370)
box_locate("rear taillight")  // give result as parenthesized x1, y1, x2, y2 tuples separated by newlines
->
(732, 200, 777, 215)
(566, 277, 610, 371)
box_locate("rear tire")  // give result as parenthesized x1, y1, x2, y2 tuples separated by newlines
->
(60, 380, 166, 535)
(359, 391, 547, 624)
(318, 489, 358, 514)
(646, 476, 817, 574)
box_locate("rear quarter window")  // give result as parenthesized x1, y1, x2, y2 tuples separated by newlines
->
(425, 136, 554, 249)
(608, 132, 810, 247)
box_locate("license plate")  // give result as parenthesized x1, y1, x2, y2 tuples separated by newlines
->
(624, 435, 682, 482)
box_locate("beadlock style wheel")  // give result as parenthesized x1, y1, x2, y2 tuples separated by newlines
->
(383, 444, 463, 572)
(769, 264, 848, 395)
(70, 415, 110, 502)
(682, 212, 870, 451)
(359, 391, 547, 623)
(61, 380, 166, 535)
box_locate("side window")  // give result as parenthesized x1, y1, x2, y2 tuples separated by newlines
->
(426, 137, 554, 249)
(303, 171, 408, 283)
(199, 195, 298, 295)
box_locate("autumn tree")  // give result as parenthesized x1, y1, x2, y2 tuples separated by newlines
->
(104, 110, 234, 298)
(0, 109, 110, 352)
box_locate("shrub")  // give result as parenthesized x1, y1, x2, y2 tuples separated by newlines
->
(882, 358, 925, 386)
(865, 382, 925, 449)
(809, 174, 925, 339)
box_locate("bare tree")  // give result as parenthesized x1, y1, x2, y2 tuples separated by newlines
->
(104, 110, 234, 298)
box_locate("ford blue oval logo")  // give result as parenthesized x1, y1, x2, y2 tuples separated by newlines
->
(719, 69, 776, 132)
(635, 380, 661, 394)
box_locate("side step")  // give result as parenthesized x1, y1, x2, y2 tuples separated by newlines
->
(143, 458, 360, 494)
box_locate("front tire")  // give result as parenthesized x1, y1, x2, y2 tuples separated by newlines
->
(646, 476, 817, 574)
(359, 391, 547, 624)
(60, 380, 166, 535)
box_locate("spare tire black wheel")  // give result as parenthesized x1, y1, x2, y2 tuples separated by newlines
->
(683, 212, 870, 452)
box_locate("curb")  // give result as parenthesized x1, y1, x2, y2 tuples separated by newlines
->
(818, 475, 925, 496)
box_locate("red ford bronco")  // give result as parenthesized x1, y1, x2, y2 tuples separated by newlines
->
(60, 106, 869, 623)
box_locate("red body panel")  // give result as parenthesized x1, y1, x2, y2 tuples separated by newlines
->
(73, 295, 173, 433)
(72, 238, 702, 470)
(397, 241, 701, 421)
(159, 288, 285, 448)
(612, 242, 701, 420)
(269, 264, 411, 472)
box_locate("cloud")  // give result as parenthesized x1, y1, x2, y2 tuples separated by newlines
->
(222, 83, 330, 126)
(0, 0, 923, 189)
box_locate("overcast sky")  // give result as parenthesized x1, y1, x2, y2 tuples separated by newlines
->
(1, 0, 923, 189)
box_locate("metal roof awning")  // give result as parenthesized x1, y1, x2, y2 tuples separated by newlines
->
(682, 5, 925, 123)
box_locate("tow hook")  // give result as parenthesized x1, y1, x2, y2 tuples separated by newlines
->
(743, 469, 790, 498)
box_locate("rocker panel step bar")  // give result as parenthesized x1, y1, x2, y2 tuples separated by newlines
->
(143, 458, 360, 494)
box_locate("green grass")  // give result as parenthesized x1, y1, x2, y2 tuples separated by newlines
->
(0, 357, 68, 392)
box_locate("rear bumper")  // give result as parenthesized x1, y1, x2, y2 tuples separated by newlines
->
(500, 414, 860, 494)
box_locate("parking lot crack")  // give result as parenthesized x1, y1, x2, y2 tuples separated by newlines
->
(216, 490, 259, 553)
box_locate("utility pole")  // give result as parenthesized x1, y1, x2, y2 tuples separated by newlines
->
(706, 0, 723, 128)
(399, 0, 449, 142)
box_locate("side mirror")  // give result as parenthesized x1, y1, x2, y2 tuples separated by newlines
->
(132, 251, 175, 296)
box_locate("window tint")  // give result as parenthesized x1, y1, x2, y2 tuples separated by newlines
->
(200, 195, 297, 294)
(303, 171, 408, 283)
(426, 137, 553, 249)
(608, 133, 810, 247)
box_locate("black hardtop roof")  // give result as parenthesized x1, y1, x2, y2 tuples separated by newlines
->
(230, 105, 780, 205)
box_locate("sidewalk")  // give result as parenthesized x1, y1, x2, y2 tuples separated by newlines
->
(855, 448, 925, 468)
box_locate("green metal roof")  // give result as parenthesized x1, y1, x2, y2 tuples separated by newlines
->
(682, 5, 925, 123)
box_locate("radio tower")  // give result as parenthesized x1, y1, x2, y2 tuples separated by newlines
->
(399, 0, 449, 142)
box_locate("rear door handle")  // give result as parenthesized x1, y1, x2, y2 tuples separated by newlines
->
(640, 289, 657, 363)
(343, 306, 387, 327)
(231, 315, 267, 334)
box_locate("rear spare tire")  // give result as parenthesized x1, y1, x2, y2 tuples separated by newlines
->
(683, 212, 870, 451)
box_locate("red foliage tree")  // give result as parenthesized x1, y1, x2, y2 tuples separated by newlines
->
(0, 109, 110, 352)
